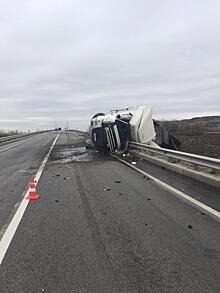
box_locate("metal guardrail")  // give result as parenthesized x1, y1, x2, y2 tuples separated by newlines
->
(129, 142, 220, 171)
(0, 133, 29, 143)
(0, 131, 49, 144)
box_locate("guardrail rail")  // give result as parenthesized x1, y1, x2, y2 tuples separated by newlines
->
(129, 142, 220, 172)
(0, 131, 49, 144)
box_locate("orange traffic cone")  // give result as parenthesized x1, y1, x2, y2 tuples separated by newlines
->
(30, 176, 37, 184)
(26, 182, 40, 200)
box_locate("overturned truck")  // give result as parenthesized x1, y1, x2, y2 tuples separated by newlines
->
(89, 105, 179, 153)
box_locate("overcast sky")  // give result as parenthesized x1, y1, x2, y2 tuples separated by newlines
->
(0, 0, 220, 131)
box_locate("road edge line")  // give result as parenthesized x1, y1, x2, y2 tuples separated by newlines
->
(0, 138, 34, 153)
(112, 155, 220, 220)
(0, 132, 60, 265)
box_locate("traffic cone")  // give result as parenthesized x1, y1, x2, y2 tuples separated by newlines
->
(30, 176, 37, 184)
(26, 182, 40, 200)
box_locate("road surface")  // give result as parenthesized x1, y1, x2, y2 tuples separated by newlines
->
(0, 131, 220, 293)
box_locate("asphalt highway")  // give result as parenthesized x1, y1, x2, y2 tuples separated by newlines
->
(0, 132, 57, 231)
(0, 131, 220, 293)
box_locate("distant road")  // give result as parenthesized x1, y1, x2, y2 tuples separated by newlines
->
(0, 131, 220, 293)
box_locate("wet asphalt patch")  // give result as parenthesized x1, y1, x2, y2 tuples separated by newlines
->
(50, 146, 105, 163)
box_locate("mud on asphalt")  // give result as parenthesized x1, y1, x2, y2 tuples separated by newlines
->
(48, 131, 109, 164)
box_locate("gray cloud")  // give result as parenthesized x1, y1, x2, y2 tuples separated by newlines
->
(0, 0, 220, 130)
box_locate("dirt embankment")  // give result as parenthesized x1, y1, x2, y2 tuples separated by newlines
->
(175, 133, 220, 159)
(159, 116, 220, 159)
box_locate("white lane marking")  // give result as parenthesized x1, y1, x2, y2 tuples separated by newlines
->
(112, 155, 220, 220)
(0, 139, 33, 153)
(0, 132, 60, 265)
